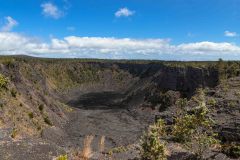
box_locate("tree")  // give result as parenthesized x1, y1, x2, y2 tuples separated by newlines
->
(172, 89, 219, 159)
(140, 119, 167, 160)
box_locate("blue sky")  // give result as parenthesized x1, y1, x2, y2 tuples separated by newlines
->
(0, 0, 240, 60)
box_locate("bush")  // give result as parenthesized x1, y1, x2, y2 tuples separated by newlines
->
(172, 88, 219, 159)
(223, 143, 240, 158)
(172, 114, 197, 143)
(56, 154, 68, 160)
(159, 92, 172, 111)
(140, 119, 167, 160)
(185, 131, 219, 159)
(207, 98, 217, 107)
(28, 112, 34, 119)
(44, 116, 52, 126)
(11, 128, 18, 139)
(38, 104, 44, 112)
(0, 74, 8, 89)
(11, 89, 17, 97)
(2, 58, 15, 68)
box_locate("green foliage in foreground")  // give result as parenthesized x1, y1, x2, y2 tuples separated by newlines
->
(56, 154, 68, 160)
(140, 89, 220, 160)
(140, 119, 167, 160)
(223, 143, 240, 158)
(173, 89, 219, 159)
(0, 74, 8, 89)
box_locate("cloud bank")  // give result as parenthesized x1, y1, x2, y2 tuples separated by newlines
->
(0, 32, 240, 60)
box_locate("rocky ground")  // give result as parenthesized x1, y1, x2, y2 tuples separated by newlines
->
(0, 57, 239, 160)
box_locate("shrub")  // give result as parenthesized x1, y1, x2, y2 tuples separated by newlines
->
(2, 58, 15, 68)
(11, 89, 17, 97)
(185, 131, 219, 160)
(56, 155, 68, 160)
(207, 98, 217, 107)
(140, 119, 167, 160)
(0, 74, 8, 89)
(38, 104, 44, 112)
(11, 128, 18, 139)
(176, 98, 188, 115)
(28, 112, 34, 119)
(109, 146, 127, 155)
(159, 92, 172, 111)
(44, 116, 52, 126)
(172, 114, 197, 143)
(227, 101, 237, 108)
(223, 143, 240, 158)
(0, 104, 3, 109)
(173, 88, 219, 159)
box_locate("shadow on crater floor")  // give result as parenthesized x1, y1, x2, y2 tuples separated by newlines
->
(67, 91, 126, 110)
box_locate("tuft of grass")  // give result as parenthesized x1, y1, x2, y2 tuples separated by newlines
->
(38, 104, 44, 112)
(10, 89, 17, 97)
(81, 135, 94, 160)
(207, 98, 217, 107)
(0, 74, 8, 89)
(99, 136, 105, 153)
(55, 154, 68, 160)
(222, 143, 240, 158)
(44, 116, 52, 126)
(108, 146, 128, 156)
(1, 58, 15, 68)
(11, 128, 18, 139)
(228, 101, 237, 108)
(28, 112, 34, 119)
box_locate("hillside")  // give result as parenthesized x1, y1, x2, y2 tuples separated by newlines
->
(0, 56, 239, 160)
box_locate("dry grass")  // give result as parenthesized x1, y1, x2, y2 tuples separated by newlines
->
(99, 136, 105, 153)
(72, 135, 94, 160)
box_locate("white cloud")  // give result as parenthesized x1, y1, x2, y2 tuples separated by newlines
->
(41, 2, 63, 19)
(1, 32, 240, 60)
(115, 7, 135, 17)
(1, 16, 18, 32)
(224, 30, 238, 37)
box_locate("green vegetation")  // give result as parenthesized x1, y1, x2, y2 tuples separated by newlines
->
(140, 119, 167, 160)
(223, 143, 240, 158)
(172, 89, 219, 159)
(146, 91, 173, 111)
(227, 101, 238, 107)
(28, 112, 34, 119)
(10, 89, 17, 97)
(11, 128, 18, 139)
(1, 57, 15, 68)
(0, 103, 3, 109)
(108, 146, 128, 155)
(0, 74, 8, 89)
(173, 114, 197, 143)
(56, 155, 68, 160)
(207, 97, 217, 107)
(44, 116, 52, 126)
(38, 104, 44, 112)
